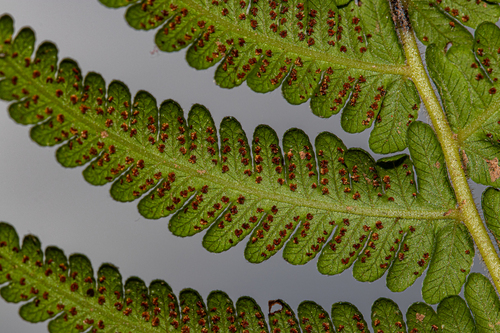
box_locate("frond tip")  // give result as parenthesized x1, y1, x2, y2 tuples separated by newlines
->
(1, 221, 499, 333)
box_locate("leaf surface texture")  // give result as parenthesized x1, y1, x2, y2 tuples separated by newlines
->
(1, 222, 499, 332)
(98, 0, 500, 152)
(427, 22, 500, 188)
(0, 15, 474, 303)
(99, 0, 421, 154)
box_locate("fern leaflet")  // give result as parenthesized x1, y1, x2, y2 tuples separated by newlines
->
(97, 0, 500, 153)
(406, 0, 500, 49)
(0, 15, 476, 304)
(427, 22, 500, 190)
(1, 221, 499, 333)
(482, 187, 500, 247)
(99, 0, 420, 154)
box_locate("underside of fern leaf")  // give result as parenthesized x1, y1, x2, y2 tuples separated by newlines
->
(483, 187, 500, 247)
(0, 14, 477, 304)
(1, 221, 499, 333)
(100, 0, 422, 154)
(407, 0, 500, 49)
(427, 22, 500, 189)
(97, 0, 500, 154)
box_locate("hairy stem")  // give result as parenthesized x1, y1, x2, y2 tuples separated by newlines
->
(400, 23, 500, 292)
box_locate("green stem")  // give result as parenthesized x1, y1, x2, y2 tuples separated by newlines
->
(400, 26, 500, 292)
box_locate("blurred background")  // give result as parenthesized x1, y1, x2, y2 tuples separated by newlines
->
(0, 1, 492, 332)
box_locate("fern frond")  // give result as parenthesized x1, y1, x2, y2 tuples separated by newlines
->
(99, 0, 420, 154)
(1, 222, 499, 333)
(0, 15, 474, 304)
(427, 22, 500, 189)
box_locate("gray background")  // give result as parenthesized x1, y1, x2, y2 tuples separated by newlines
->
(0, 1, 491, 332)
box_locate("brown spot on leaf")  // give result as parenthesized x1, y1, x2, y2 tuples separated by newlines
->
(443, 209, 453, 216)
(461, 149, 468, 171)
(416, 313, 425, 322)
(487, 157, 500, 182)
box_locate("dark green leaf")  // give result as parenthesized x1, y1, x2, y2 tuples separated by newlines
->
(371, 298, 407, 333)
(406, 302, 441, 332)
(331, 302, 369, 332)
(421, 222, 474, 304)
(297, 301, 333, 333)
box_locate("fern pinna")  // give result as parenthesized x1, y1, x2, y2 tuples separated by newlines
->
(426, 22, 500, 189)
(98, 0, 500, 155)
(0, 14, 482, 305)
(1, 221, 500, 333)
(102, 0, 420, 155)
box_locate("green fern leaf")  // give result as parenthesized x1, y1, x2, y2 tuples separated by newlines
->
(0, 15, 477, 303)
(464, 273, 500, 333)
(297, 301, 333, 333)
(370, 298, 406, 333)
(406, 0, 500, 49)
(482, 187, 500, 246)
(236, 297, 269, 333)
(437, 295, 475, 333)
(98, 0, 500, 54)
(1, 221, 500, 333)
(420, 222, 473, 305)
(98, 0, 420, 154)
(406, 302, 440, 333)
(268, 300, 300, 333)
(427, 22, 500, 189)
(97, 0, 500, 153)
(331, 302, 369, 332)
